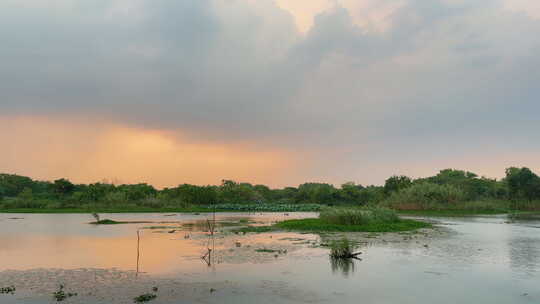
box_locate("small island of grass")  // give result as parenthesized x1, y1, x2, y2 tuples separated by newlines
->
(238, 207, 432, 233)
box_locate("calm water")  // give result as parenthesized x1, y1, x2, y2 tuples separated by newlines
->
(0, 212, 539, 303)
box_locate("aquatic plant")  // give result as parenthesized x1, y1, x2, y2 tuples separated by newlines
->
(275, 218, 430, 232)
(329, 238, 361, 259)
(255, 248, 279, 253)
(319, 207, 399, 226)
(53, 284, 77, 302)
(133, 293, 157, 303)
(90, 219, 121, 224)
(0, 286, 16, 294)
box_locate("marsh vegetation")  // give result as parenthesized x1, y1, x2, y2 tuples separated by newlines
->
(52, 284, 77, 302)
(1, 167, 540, 215)
(329, 238, 362, 259)
(276, 207, 431, 232)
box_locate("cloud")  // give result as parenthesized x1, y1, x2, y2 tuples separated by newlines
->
(0, 115, 309, 188)
(1, 0, 540, 185)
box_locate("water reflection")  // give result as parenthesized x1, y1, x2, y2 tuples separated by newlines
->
(201, 216, 217, 268)
(330, 257, 357, 277)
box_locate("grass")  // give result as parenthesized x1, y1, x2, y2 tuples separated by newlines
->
(320, 207, 399, 225)
(53, 285, 77, 302)
(0, 286, 16, 295)
(255, 248, 279, 253)
(133, 293, 157, 303)
(274, 207, 431, 232)
(329, 238, 361, 259)
(275, 218, 431, 232)
(236, 208, 431, 233)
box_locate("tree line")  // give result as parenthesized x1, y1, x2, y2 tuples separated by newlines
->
(1, 167, 539, 210)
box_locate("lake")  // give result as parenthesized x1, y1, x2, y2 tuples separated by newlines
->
(0, 212, 538, 303)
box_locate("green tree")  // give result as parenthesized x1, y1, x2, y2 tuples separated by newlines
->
(117, 183, 156, 201)
(53, 178, 75, 196)
(296, 183, 337, 204)
(18, 187, 33, 201)
(0, 174, 34, 197)
(384, 175, 412, 194)
(505, 167, 540, 201)
(339, 182, 364, 204)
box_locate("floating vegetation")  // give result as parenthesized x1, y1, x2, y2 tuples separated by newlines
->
(255, 248, 287, 254)
(320, 207, 399, 226)
(53, 284, 77, 302)
(329, 238, 362, 259)
(278, 237, 306, 241)
(0, 286, 16, 294)
(255, 248, 278, 253)
(133, 293, 157, 303)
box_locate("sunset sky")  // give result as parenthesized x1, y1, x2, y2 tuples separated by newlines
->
(1, 0, 539, 188)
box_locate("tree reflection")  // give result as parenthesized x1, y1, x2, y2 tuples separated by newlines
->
(330, 257, 357, 277)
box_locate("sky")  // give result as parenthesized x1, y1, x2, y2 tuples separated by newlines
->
(1, 0, 539, 188)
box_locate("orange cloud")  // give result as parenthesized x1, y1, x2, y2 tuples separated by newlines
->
(0, 115, 309, 188)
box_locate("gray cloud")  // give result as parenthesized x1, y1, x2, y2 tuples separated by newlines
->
(1, 0, 540, 182)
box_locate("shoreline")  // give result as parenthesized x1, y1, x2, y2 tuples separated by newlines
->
(1, 208, 537, 217)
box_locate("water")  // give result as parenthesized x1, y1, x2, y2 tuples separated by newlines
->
(0, 213, 539, 303)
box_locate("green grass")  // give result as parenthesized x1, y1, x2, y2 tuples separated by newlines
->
(255, 248, 279, 253)
(234, 208, 431, 233)
(329, 238, 360, 259)
(0, 286, 16, 295)
(274, 218, 431, 232)
(320, 207, 399, 225)
(133, 293, 157, 303)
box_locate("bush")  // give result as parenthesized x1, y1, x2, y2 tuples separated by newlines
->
(383, 183, 465, 210)
(329, 238, 359, 259)
(319, 207, 399, 225)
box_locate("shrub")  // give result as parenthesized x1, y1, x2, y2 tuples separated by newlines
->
(383, 183, 465, 210)
(319, 207, 399, 225)
(329, 238, 361, 259)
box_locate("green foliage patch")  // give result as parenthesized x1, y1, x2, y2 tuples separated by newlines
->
(275, 218, 431, 232)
